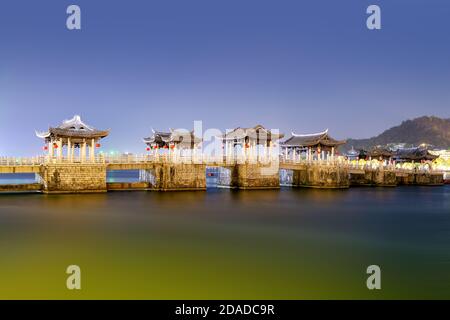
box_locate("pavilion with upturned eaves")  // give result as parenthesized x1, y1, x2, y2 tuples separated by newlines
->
(281, 129, 346, 161)
(143, 128, 202, 156)
(36, 115, 109, 162)
(217, 125, 284, 160)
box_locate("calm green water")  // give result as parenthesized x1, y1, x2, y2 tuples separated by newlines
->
(0, 181, 449, 299)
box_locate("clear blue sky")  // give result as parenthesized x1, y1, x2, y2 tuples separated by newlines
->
(1, 0, 449, 156)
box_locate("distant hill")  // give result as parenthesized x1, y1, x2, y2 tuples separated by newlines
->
(343, 116, 450, 152)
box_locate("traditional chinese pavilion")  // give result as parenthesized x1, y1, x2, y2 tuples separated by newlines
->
(281, 129, 346, 161)
(36, 115, 109, 161)
(367, 146, 394, 161)
(393, 147, 438, 162)
(346, 146, 359, 160)
(217, 125, 284, 160)
(143, 128, 202, 152)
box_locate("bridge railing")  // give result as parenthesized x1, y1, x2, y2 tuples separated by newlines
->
(103, 154, 279, 165)
(0, 155, 444, 174)
(279, 157, 348, 167)
(0, 156, 46, 166)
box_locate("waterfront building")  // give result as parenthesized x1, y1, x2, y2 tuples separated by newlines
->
(35, 115, 109, 162)
(281, 129, 346, 161)
(357, 149, 369, 160)
(367, 146, 393, 161)
(429, 149, 450, 160)
(217, 125, 284, 161)
(393, 147, 438, 162)
(346, 146, 359, 160)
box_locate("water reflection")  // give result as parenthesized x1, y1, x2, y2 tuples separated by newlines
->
(0, 184, 449, 299)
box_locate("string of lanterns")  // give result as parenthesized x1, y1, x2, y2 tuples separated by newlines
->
(146, 144, 176, 151)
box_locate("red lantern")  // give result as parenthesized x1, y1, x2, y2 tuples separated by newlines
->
(245, 144, 250, 148)
(96, 143, 101, 148)
(146, 147, 150, 151)
(164, 145, 169, 149)
(53, 144, 58, 149)
(170, 145, 175, 150)
(154, 146, 158, 150)
(43, 146, 48, 151)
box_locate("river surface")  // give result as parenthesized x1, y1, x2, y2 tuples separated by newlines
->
(0, 173, 449, 299)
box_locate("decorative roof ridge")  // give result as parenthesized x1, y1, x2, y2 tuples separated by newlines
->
(291, 128, 328, 137)
(35, 130, 50, 138)
(59, 115, 95, 131)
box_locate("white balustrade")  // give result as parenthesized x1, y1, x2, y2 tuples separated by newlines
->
(0, 154, 442, 174)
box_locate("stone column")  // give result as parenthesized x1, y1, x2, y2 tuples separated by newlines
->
(48, 141, 54, 160)
(81, 139, 87, 163)
(91, 138, 95, 162)
(250, 141, 254, 163)
(269, 141, 272, 162)
(262, 143, 266, 162)
(223, 141, 226, 161)
(67, 138, 72, 162)
(57, 139, 63, 160)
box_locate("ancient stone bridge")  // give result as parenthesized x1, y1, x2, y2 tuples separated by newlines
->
(0, 155, 444, 193)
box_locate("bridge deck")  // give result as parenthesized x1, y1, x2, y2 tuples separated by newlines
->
(0, 165, 41, 174)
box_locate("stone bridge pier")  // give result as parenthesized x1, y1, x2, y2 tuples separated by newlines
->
(396, 172, 444, 186)
(350, 168, 397, 187)
(39, 164, 108, 193)
(217, 163, 280, 189)
(139, 163, 206, 191)
(290, 164, 349, 188)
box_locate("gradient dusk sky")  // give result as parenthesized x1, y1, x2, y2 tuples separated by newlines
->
(0, 0, 449, 156)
